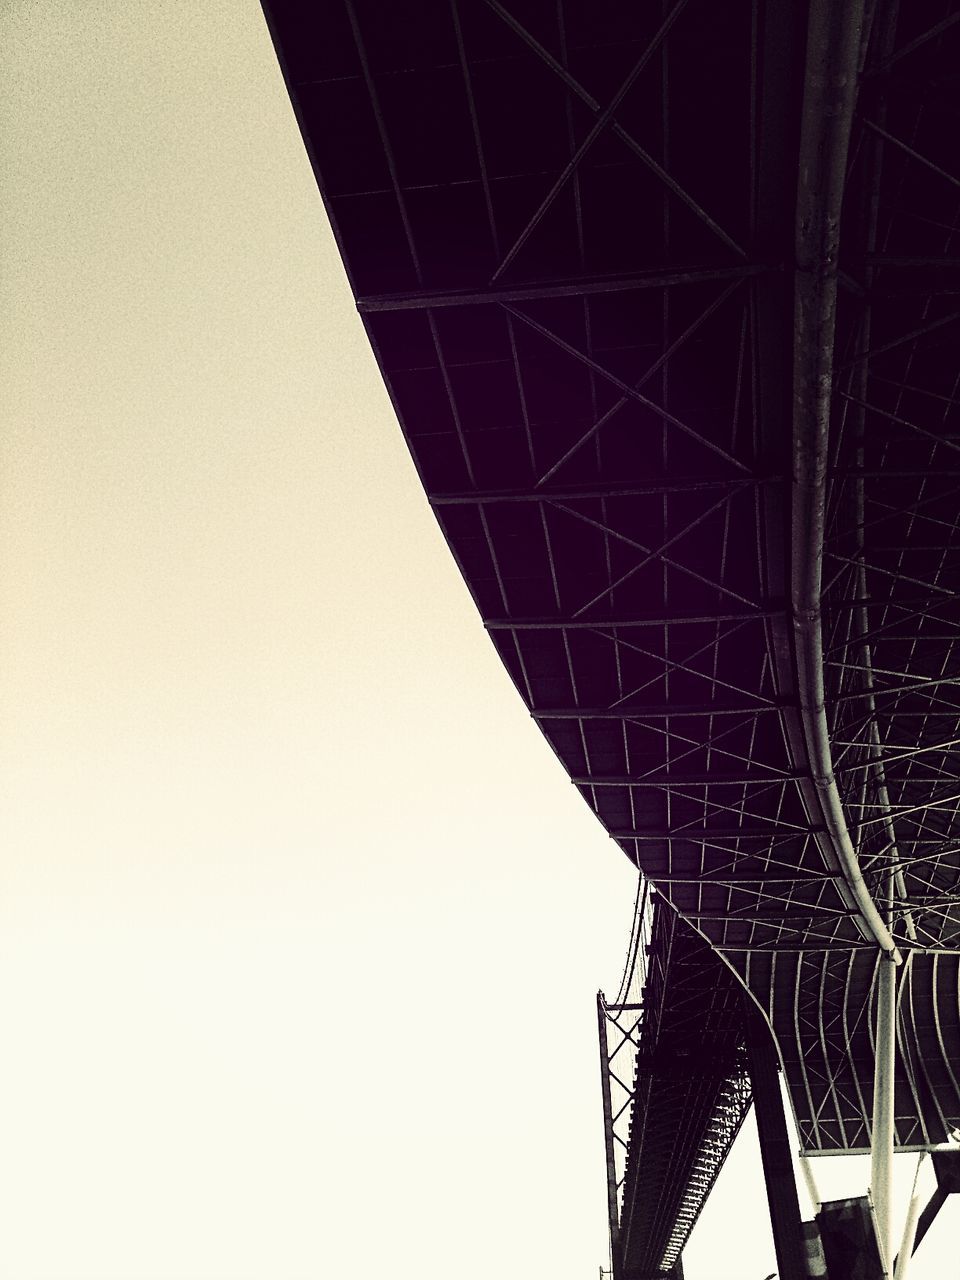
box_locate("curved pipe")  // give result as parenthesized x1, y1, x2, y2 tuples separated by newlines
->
(792, 0, 900, 959)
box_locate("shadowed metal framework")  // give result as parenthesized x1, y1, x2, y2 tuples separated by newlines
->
(262, 0, 960, 1270)
(599, 882, 751, 1276)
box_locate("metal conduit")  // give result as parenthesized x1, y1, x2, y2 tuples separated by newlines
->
(792, 0, 900, 961)
(851, 0, 917, 949)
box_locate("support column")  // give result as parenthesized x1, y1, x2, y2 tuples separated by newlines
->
(871, 954, 898, 1278)
(744, 1000, 807, 1280)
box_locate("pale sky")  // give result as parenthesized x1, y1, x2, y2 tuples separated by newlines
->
(0, 3, 954, 1278)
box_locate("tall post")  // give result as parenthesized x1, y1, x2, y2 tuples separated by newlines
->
(597, 993, 622, 1280)
(871, 954, 898, 1278)
(800, 1154, 822, 1215)
(744, 1000, 807, 1280)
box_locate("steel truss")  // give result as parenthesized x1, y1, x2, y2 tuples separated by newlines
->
(262, 0, 960, 1258)
(601, 885, 752, 1274)
(599, 885, 750, 1279)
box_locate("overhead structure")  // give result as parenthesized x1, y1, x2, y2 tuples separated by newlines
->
(262, 0, 960, 1270)
(599, 885, 750, 1279)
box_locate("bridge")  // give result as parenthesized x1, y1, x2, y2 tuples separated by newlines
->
(261, 2, 960, 1276)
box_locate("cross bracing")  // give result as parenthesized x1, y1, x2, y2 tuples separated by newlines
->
(261, 0, 960, 1251)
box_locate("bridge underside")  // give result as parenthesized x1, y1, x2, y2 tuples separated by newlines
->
(602, 894, 750, 1277)
(263, 0, 960, 1189)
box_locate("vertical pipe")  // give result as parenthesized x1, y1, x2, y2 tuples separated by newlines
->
(871, 955, 897, 1277)
(792, 0, 901, 958)
(597, 993, 622, 1279)
(799, 1154, 822, 1215)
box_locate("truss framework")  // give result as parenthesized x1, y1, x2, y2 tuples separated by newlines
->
(262, 0, 960, 1203)
(599, 886, 751, 1279)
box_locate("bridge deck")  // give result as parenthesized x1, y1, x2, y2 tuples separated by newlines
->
(263, 0, 960, 1166)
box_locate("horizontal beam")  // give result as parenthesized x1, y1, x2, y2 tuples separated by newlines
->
(612, 828, 819, 840)
(573, 773, 796, 786)
(681, 905, 853, 918)
(430, 476, 775, 504)
(488, 609, 778, 630)
(719, 944, 872, 953)
(651, 871, 830, 883)
(800, 1144, 958, 1158)
(533, 704, 781, 719)
(355, 263, 767, 312)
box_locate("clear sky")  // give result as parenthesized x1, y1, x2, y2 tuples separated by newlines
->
(0, 3, 955, 1278)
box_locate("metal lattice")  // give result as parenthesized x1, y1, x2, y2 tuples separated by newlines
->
(262, 0, 960, 1257)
